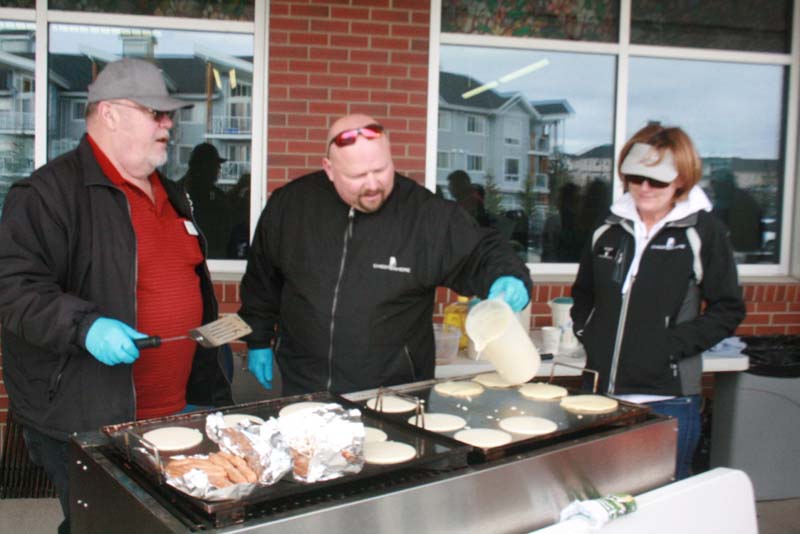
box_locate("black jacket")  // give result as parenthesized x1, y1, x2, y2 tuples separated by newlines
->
(571, 208, 745, 396)
(239, 171, 532, 395)
(0, 136, 232, 441)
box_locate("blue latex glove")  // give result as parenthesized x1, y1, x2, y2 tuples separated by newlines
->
(488, 276, 530, 312)
(248, 348, 273, 389)
(85, 317, 147, 366)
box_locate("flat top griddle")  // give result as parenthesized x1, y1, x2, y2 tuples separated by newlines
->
(346, 376, 651, 461)
(101, 392, 470, 525)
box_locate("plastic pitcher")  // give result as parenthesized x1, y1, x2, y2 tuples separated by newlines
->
(465, 298, 540, 384)
(548, 296, 578, 349)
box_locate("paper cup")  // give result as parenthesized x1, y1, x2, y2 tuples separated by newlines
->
(541, 326, 561, 355)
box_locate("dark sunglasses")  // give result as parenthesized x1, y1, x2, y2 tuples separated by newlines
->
(626, 174, 671, 189)
(328, 123, 385, 150)
(112, 101, 175, 122)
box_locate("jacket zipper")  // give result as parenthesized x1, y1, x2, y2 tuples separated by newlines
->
(327, 207, 355, 391)
(607, 224, 634, 395)
(403, 346, 416, 381)
(607, 277, 633, 394)
(124, 194, 139, 418)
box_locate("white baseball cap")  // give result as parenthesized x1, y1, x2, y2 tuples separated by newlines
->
(620, 143, 678, 183)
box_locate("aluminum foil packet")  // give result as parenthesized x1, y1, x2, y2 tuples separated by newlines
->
(278, 403, 365, 483)
(163, 453, 261, 502)
(206, 412, 292, 486)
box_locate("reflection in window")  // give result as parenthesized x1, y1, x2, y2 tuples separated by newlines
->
(437, 151, 450, 170)
(466, 114, 484, 134)
(47, 23, 253, 260)
(466, 154, 483, 172)
(439, 45, 615, 263)
(439, 110, 451, 131)
(631, 0, 792, 54)
(48, 0, 254, 20)
(0, 21, 35, 218)
(441, 0, 619, 42)
(628, 57, 786, 264)
(504, 118, 521, 145)
(504, 158, 519, 182)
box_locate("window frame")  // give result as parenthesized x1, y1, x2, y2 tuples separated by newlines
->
(465, 113, 485, 135)
(437, 150, 450, 170)
(504, 157, 519, 182)
(425, 0, 799, 278)
(0, 3, 268, 275)
(466, 152, 483, 173)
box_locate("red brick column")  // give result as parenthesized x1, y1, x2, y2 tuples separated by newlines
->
(268, 0, 431, 189)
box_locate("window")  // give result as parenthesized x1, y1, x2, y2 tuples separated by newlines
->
(179, 107, 195, 123)
(466, 114, 484, 134)
(437, 151, 451, 169)
(43, 18, 255, 263)
(504, 158, 519, 182)
(630, 1, 791, 53)
(438, 45, 614, 264)
(439, 110, 451, 131)
(628, 57, 785, 265)
(441, 0, 619, 42)
(48, 0, 254, 20)
(178, 145, 193, 166)
(71, 101, 85, 121)
(504, 118, 521, 146)
(0, 21, 35, 218)
(1, 3, 267, 273)
(466, 154, 483, 172)
(437, 1, 794, 274)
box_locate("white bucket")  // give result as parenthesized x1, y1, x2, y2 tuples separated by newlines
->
(548, 297, 578, 349)
(465, 298, 540, 384)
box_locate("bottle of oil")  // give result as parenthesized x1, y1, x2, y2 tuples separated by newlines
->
(443, 295, 470, 350)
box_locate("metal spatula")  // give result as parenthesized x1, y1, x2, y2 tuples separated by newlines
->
(134, 314, 252, 349)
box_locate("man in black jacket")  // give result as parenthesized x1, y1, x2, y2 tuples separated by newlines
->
(0, 59, 232, 534)
(240, 114, 532, 395)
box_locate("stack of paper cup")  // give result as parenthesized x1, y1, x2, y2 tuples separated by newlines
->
(540, 326, 561, 355)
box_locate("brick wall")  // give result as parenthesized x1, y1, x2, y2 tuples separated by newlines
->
(268, 0, 430, 188)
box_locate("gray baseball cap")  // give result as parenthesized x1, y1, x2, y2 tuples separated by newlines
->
(87, 58, 193, 111)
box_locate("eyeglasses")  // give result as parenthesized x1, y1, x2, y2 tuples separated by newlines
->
(328, 123, 385, 151)
(626, 175, 671, 189)
(111, 101, 175, 122)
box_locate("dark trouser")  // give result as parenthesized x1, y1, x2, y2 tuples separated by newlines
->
(22, 426, 71, 534)
(646, 395, 702, 480)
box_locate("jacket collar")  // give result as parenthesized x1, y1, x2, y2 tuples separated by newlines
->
(607, 185, 713, 229)
(76, 134, 191, 219)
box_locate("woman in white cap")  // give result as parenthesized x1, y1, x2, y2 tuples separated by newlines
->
(570, 124, 745, 479)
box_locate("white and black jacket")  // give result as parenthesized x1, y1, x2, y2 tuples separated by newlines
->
(571, 187, 745, 396)
(239, 171, 532, 395)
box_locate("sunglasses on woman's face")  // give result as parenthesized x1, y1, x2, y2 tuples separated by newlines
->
(328, 123, 385, 150)
(626, 174, 671, 189)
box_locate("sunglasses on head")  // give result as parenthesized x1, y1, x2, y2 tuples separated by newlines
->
(626, 174, 671, 189)
(328, 123, 385, 150)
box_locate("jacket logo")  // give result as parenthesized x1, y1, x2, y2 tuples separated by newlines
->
(597, 246, 616, 260)
(373, 255, 411, 273)
(651, 237, 686, 251)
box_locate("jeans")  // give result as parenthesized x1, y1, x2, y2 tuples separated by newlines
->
(646, 395, 702, 480)
(22, 426, 71, 534)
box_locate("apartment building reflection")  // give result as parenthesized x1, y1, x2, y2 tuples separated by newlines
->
(0, 27, 252, 227)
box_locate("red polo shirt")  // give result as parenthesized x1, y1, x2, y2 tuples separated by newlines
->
(88, 135, 204, 419)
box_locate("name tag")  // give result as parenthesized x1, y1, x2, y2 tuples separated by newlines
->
(184, 220, 199, 236)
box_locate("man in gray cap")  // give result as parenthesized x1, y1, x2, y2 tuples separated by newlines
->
(0, 58, 232, 533)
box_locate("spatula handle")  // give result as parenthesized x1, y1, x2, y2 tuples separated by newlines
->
(134, 336, 162, 349)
